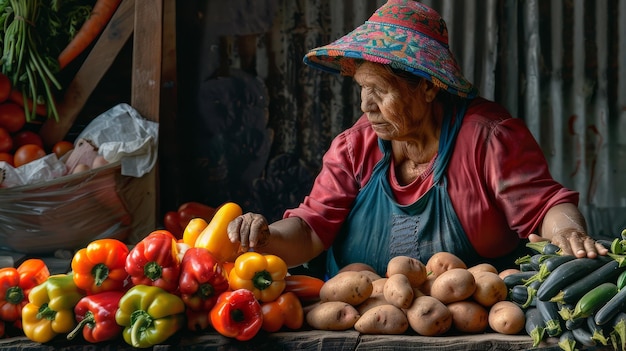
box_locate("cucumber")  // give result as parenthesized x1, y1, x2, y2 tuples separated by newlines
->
(594, 284, 626, 325)
(536, 299, 563, 337)
(550, 259, 626, 304)
(558, 330, 577, 351)
(570, 282, 619, 320)
(536, 257, 610, 301)
(524, 307, 546, 347)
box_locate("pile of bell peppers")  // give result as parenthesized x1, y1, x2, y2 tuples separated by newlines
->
(0, 201, 325, 347)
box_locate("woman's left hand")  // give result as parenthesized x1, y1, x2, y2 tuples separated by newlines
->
(528, 231, 608, 258)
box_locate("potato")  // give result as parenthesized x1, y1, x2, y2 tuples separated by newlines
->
(425, 252, 467, 277)
(357, 294, 389, 315)
(406, 295, 452, 336)
(488, 301, 525, 335)
(305, 301, 360, 330)
(383, 274, 414, 309)
(467, 263, 498, 275)
(498, 268, 521, 280)
(447, 300, 489, 333)
(360, 270, 383, 282)
(319, 271, 373, 305)
(429, 268, 476, 304)
(354, 304, 409, 335)
(371, 277, 387, 296)
(418, 274, 436, 295)
(339, 262, 377, 273)
(386, 255, 427, 287)
(471, 271, 508, 307)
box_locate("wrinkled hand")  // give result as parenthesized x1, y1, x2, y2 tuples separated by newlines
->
(528, 230, 608, 258)
(227, 212, 270, 252)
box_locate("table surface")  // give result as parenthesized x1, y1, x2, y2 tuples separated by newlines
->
(0, 330, 577, 351)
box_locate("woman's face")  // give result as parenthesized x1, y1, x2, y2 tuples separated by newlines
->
(354, 62, 431, 141)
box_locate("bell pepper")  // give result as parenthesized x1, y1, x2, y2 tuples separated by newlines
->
(182, 217, 209, 247)
(71, 238, 130, 294)
(22, 273, 85, 343)
(163, 210, 184, 238)
(115, 284, 185, 348)
(194, 202, 242, 262)
(260, 292, 304, 332)
(186, 308, 211, 332)
(284, 274, 325, 302)
(66, 291, 124, 343)
(228, 252, 287, 303)
(178, 201, 216, 228)
(0, 258, 49, 324)
(179, 247, 229, 312)
(125, 230, 181, 293)
(210, 289, 263, 341)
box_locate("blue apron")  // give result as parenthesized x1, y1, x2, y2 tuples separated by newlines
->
(326, 102, 481, 277)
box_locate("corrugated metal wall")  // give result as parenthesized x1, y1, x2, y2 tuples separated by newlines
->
(185, 0, 625, 237)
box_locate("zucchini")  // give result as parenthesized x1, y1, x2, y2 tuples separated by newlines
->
(540, 254, 576, 273)
(536, 257, 610, 302)
(524, 307, 546, 347)
(610, 312, 626, 351)
(572, 324, 597, 347)
(536, 299, 563, 337)
(586, 315, 609, 346)
(569, 282, 619, 320)
(526, 240, 561, 255)
(565, 316, 584, 331)
(503, 271, 538, 289)
(550, 259, 626, 304)
(519, 262, 537, 272)
(594, 284, 626, 325)
(509, 285, 534, 307)
(617, 270, 626, 290)
(558, 330, 577, 351)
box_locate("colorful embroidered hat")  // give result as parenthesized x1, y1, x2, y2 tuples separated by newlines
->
(303, 0, 478, 98)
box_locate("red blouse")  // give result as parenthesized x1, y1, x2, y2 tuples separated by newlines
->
(284, 98, 579, 259)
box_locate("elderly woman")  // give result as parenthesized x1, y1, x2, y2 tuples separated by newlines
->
(227, 0, 607, 277)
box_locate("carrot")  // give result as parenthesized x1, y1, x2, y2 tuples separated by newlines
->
(57, 0, 122, 70)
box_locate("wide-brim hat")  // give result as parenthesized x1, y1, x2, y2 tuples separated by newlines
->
(303, 0, 478, 99)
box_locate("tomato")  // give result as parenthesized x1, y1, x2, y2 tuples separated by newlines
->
(13, 144, 46, 167)
(12, 130, 43, 150)
(0, 102, 26, 133)
(0, 73, 11, 103)
(0, 127, 12, 153)
(52, 140, 74, 158)
(0, 152, 13, 166)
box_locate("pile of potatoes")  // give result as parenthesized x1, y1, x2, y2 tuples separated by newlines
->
(305, 252, 526, 336)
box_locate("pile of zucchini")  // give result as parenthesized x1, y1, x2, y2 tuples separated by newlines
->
(505, 230, 626, 351)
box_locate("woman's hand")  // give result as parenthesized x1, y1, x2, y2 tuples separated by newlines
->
(227, 212, 270, 252)
(528, 231, 608, 258)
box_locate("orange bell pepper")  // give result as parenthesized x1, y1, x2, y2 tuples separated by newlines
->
(260, 292, 303, 332)
(194, 202, 243, 262)
(71, 238, 130, 294)
(0, 259, 49, 324)
(228, 252, 287, 303)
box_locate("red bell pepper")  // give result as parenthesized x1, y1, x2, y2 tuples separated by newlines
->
(66, 291, 124, 343)
(125, 230, 181, 293)
(0, 259, 50, 324)
(210, 289, 263, 341)
(163, 210, 184, 238)
(178, 201, 216, 229)
(71, 238, 130, 294)
(186, 309, 211, 332)
(179, 247, 229, 312)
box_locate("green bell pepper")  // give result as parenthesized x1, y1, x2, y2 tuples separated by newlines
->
(115, 284, 185, 348)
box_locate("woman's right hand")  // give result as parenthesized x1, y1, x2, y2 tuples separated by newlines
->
(227, 212, 271, 252)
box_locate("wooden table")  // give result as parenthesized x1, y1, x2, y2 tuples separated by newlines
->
(0, 330, 570, 350)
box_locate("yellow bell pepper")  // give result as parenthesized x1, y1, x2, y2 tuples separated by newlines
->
(22, 273, 85, 343)
(228, 252, 287, 302)
(182, 217, 208, 247)
(194, 202, 242, 262)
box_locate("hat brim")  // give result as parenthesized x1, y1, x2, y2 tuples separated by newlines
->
(303, 22, 478, 98)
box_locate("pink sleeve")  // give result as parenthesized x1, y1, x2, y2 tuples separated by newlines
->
(484, 118, 579, 238)
(284, 117, 380, 249)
